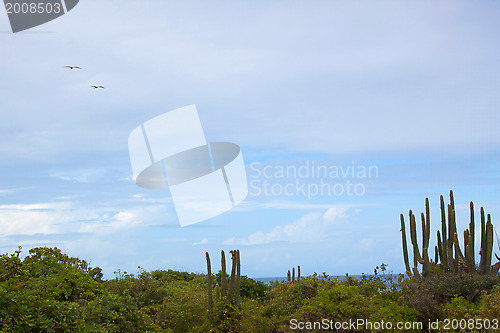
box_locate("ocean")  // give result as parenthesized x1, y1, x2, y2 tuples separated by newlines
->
(253, 275, 366, 285)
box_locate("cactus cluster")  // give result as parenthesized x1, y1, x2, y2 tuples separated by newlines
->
(206, 249, 241, 310)
(286, 265, 301, 283)
(401, 190, 499, 278)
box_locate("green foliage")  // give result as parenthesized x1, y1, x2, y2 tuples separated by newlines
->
(105, 268, 206, 332)
(238, 298, 272, 333)
(262, 272, 425, 333)
(0, 247, 105, 332)
(139, 281, 206, 332)
(1, 246, 499, 332)
(369, 296, 420, 333)
(0, 246, 22, 282)
(148, 268, 200, 282)
(402, 272, 500, 323)
(239, 275, 268, 300)
(295, 283, 370, 323)
(202, 296, 243, 333)
(479, 284, 500, 318)
(83, 293, 158, 332)
(24, 246, 103, 282)
(263, 275, 321, 326)
(439, 296, 481, 320)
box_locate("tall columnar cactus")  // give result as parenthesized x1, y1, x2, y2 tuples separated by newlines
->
(439, 195, 449, 271)
(421, 202, 431, 277)
(448, 198, 459, 273)
(482, 214, 494, 273)
(469, 202, 475, 268)
(401, 214, 412, 277)
(453, 232, 464, 270)
(235, 250, 241, 307)
(477, 209, 495, 274)
(206, 249, 241, 309)
(206, 252, 213, 310)
(221, 250, 227, 298)
(464, 229, 474, 272)
(286, 266, 301, 283)
(227, 250, 237, 304)
(401, 190, 498, 277)
(407, 210, 425, 277)
(496, 230, 500, 263)
(493, 230, 500, 273)
(214, 284, 221, 300)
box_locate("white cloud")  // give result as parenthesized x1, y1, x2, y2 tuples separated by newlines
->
(224, 205, 352, 245)
(193, 238, 209, 246)
(0, 202, 74, 235)
(0, 210, 62, 235)
(0, 203, 70, 211)
(0, 189, 15, 196)
(52, 174, 88, 183)
(0, 202, 165, 236)
(56, 195, 79, 200)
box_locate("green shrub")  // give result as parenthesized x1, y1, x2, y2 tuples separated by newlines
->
(402, 272, 500, 322)
(263, 276, 320, 327)
(238, 298, 272, 333)
(369, 295, 420, 332)
(240, 275, 268, 300)
(0, 247, 105, 332)
(479, 284, 500, 318)
(3, 246, 497, 332)
(141, 281, 206, 332)
(83, 293, 158, 332)
(0, 247, 22, 282)
(197, 296, 243, 333)
(296, 283, 370, 324)
(439, 296, 481, 319)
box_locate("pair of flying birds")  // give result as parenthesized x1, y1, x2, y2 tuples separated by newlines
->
(64, 65, 104, 89)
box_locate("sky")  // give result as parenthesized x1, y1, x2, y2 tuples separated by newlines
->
(1, 0, 499, 279)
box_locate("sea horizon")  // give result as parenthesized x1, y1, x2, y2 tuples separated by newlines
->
(253, 274, 373, 285)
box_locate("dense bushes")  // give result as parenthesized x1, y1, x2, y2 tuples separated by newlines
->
(262, 274, 420, 333)
(1, 247, 499, 332)
(0, 247, 155, 332)
(402, 272, 500, 323)
(214, 271, 267, 300)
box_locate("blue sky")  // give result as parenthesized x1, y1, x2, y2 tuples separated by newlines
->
(1, 0, 499, 279)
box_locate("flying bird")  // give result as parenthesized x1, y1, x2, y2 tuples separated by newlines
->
(64, 65, 81, 70)
(91, 85, 104, 89)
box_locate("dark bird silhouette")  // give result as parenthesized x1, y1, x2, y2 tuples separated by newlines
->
(91, 85, 104, 89)
(64, 65, 81, 70)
